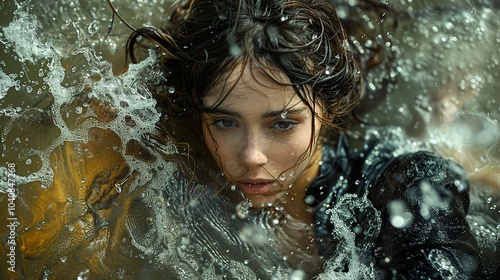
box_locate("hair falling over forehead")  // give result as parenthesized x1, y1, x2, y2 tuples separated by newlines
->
(123, 0, 369, 183)
(128, 0, 362, 130)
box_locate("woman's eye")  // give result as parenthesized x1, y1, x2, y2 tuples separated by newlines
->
(273, 120, 297, 131)
(213, 119, 236, 129)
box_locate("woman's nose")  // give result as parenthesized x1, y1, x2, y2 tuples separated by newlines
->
(239, 133, 268, 169)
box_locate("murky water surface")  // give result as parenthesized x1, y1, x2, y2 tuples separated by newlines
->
(0, 0, 499, 279)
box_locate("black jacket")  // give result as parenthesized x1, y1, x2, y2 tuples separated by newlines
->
(305, 134, 482, 279)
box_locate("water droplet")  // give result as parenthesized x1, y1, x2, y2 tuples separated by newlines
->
(229, 44, 242, 57)
(290, 269, 306, 280)
(236, 200, 252, 219)
(388, 199, 413, 228)
(87, 20, 99, 35)
(75, 106, 83, 114)
(278, 174, 286, 181)
(304, 195, 315, 205)
(167, 87, 175, 94)
(280, 110, 288, 119)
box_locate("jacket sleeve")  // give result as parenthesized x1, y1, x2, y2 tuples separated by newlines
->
(368, 151, 482, 279)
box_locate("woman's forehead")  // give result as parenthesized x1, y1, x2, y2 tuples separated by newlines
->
(222, 63, 290, 91)
(203, 63, 297, 105)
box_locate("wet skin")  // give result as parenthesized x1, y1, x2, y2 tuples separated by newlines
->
(202, 63, 324, 220)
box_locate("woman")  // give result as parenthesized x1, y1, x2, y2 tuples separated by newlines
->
(127, 0, 484, 278)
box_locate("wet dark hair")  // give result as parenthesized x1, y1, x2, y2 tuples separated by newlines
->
(128, 0, 362, 132)
(123, 0, 402, 182)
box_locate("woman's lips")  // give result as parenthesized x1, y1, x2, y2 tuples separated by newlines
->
(236, 181, 275, 195)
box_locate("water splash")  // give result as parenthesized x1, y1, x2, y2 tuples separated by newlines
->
(319, 193, 382, 279)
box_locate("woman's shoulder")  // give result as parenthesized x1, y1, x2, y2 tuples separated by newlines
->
(313, 130, 416, 194)
(311, 129, 471, 207)
(314, 130, 482, 278)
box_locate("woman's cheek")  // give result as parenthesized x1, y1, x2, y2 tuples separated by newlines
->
(222, 158, 241, 174)
(287, 142, 303, 159)
(212, 135, 242, 178)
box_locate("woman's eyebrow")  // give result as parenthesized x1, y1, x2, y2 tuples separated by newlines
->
(263, 107, 307, 118)
(202, 107, 241, 117)
(202, 107, 308, 118)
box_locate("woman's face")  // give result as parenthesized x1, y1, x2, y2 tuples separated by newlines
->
(202, 63, 323, 208)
